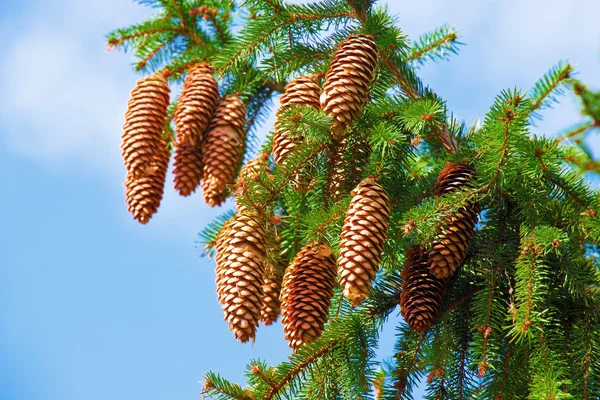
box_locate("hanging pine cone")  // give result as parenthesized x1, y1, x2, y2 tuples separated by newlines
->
(124, 136, 170, 224)
(325, 136, 371, 202)
(121, 70, 171, 179)
(273, 74, 321, 165)
(337, 178, 390, 306)
(172, 142, 203, 196)
(215, 207, 267, 343)
(428, 163, 478, 279)
(325, 141, 348, 202)
(400, 246, 448, 333)
(174, 63, 219, 145)
(321, 34, 378, 141)
(434, 162, 476, 197)
(201, 96, 247, 207)
(280, 242, 337, 349)
(260, 236, 286, 326)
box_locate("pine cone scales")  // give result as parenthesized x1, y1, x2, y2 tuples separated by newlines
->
(172, 142, 203, 196)
(428, 163, 478, 279)
(124, 137, 170, 224)
(273, 74, 321, 165)
(215, 208, 267, 343)
(121, 71, 171, 179)
(401, 247, 448, 333)
(434, 163, 476, 196)
(321, 34, 378, 140)
(202, 96, 247, 207)
(337, 178, 391, 306)
(280, 242, 337, 349)
(260, 257, 285, 326)
(174, 63, 219, 145)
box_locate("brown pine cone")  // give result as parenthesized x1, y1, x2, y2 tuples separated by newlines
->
(201, 96, 247, 207)
(273, 74, 321, 165)
(260, 235, 286, 326)
(428, 163, 478, 279)
(337, 178, 390, 306)
(280, 242, 337, 349)
(321, 34, 378, 141)
(215, 207, 267, 343)
(235, 154, 271, 202)
(124, 136, 170, 224)
(434, 162, 476, 197)
(172, 141, 203, 196)
(401, 246, 448, 333)
(325, 136, 372, 202)
(121, 71, 171, 179)
(174, 63, 219, 145)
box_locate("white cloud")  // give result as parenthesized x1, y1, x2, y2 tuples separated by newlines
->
(0, 0, 148, 173)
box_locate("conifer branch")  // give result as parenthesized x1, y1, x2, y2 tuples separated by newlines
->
(395, 334, 425, 399)
(573, 81, 600, 126)
(217, 10, 356, 76)
(556, 121, 595, 144)
(530, 62, 572, 111)
(107, 27, 182, 47)
(135, 33, 178, 70)
(263, 341, 337, 400)
(534, 148, 589, 208)
(404, 28, 459, 64)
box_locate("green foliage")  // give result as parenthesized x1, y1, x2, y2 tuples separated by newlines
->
(110, 0, 600, 398)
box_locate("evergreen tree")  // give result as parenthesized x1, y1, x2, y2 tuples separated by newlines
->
(108, 0, 600, 398)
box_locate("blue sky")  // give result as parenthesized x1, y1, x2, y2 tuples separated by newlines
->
(1, 0, 599, 399)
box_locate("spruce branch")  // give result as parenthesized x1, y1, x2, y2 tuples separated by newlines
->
(530, 61, 573, 112)
(135, 33, 178, 70)
(263, 341, 337, 400)
(404, 25, 461, 66)
(556, 121, 596, 144)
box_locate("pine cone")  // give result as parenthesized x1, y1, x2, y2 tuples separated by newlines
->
(260, 236, 286, 326)
(337, 178, 390, 306)
(201, 96, 247, 207)
(124, 136, 170, 224)
(325, 136, 371, 201)
(273, 74, 321, 165)
(428, 163, 478, 279)
(401, 246, 448, 333)
(174, 63, 219, 145)
(121, 71, 171, 179)
(321, 34, 378, 141)
(215, 207, 267, 343)
(434, 162, 476, 197)
(280, 242, 337, 349)
(172, 141, 203, 196)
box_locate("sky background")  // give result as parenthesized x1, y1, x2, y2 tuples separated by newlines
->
(1, 0, 599, 399)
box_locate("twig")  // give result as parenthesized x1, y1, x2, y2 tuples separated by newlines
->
(263, 341, 337, 400)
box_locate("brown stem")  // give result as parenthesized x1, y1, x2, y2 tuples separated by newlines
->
(403, 32, 458, 63)
(108, 27, 182, 46)
(535, 149, 589, 208)
(136, 34, 178, 70)
(263, 341, 337, 400)
(531, 64, 572, 111)
(556, 121, 596, 144)
(219, 11, 356, 76)
(210, 15, 228, 45)
(396, 335, 425, 399)
(264, 81, 287, 93)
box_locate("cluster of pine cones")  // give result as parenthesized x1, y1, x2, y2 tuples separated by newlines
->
(120, 33, 478, 347)
(121, 63, 247, 224)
